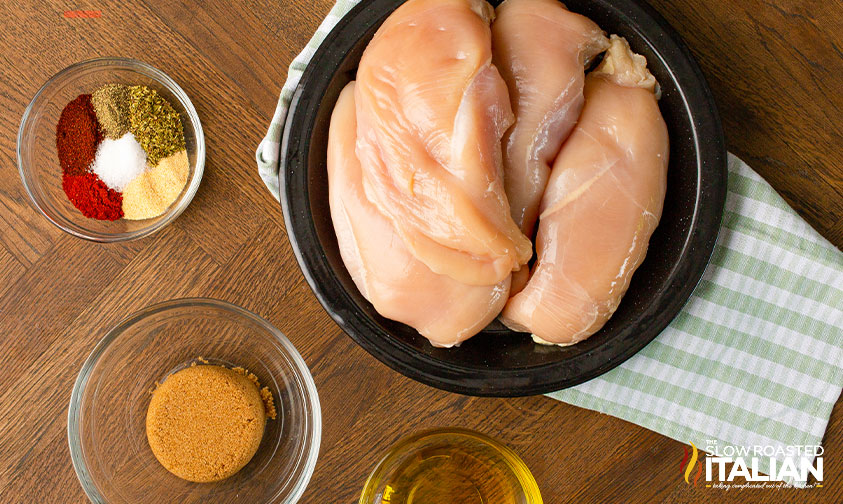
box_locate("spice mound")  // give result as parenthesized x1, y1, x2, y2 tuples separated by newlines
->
(57, 94, 102, 176)
(129, 85, 186, 166)
(145, 364, 276, 483)
(123, 150, 189, 220)
(92, 84, 130, 139)
(56, 84, 189, 221)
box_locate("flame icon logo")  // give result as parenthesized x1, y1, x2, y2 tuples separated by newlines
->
(679, 442, 702, 486)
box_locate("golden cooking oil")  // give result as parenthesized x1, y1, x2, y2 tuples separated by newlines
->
(360, 429, 542, 504)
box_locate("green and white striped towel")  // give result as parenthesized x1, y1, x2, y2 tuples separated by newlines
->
(256, 0, 843, 487)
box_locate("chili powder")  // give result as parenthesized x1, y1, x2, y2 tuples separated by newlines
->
(56, 94, 101, 175)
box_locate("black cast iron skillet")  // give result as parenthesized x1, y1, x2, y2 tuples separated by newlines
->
(280, 0, 727, 396)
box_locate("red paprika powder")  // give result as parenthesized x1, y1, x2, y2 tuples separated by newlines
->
(62, 173, 124, 220)
(56, 94, 101, 175)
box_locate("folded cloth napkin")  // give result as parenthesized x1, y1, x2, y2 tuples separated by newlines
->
(256, 0, 843, 487)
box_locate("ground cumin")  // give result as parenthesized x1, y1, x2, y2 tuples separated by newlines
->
(91, 84, 131, 139)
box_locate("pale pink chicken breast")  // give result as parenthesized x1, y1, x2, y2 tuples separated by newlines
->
(492, 0, 608, 249)
(329, 83, 510, 348)
(355, 0, 531, 286)
(492, 0, 608, 293)
(500, 35, 669, 345)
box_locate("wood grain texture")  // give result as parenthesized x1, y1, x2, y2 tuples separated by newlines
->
(0, 0, 839, 503)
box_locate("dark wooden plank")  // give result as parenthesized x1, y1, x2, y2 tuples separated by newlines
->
(139, 0, 308, 120)
(0, 246, 26, 300)
(0, 236, 125, 388)
(0, 158, 58, 267)
(0, 0, 839, 503)
(203, 222, 313, 316)
(647, 0, 843, 248)
(173, 163, 268, 264)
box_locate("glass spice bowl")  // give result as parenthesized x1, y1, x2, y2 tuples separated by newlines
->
(17, 57, 204, 241)
(68, 298, 322, 504)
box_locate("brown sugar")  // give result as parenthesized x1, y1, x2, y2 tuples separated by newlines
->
(145, 364, 274, 482)
(232, 366, 277, 420)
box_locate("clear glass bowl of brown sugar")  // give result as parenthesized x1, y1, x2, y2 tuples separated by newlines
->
(68, 298, 322, 504)
(17, 57, 204, 241)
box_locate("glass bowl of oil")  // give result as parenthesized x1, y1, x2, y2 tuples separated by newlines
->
(360, 428, 542, 504)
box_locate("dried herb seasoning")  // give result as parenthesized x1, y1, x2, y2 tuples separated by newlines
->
(128, 85, 186, 165)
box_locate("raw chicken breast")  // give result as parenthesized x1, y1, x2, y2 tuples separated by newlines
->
(355, 0, 531, 286)
(492, 0, 608, 240)
(329, 82, 511, 348)
(500, 35, 669, 345)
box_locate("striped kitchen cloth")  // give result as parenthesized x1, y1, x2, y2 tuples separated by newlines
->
(256, 0, 843, 487)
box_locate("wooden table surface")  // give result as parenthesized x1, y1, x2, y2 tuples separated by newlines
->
(0, 1, 840, 503)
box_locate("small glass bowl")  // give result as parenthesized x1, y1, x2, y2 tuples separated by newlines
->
(17, 57, 204, 241)
(68, 299, 321, 504)
(360, 428, 543, 504)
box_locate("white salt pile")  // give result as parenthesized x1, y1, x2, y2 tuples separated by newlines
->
(91, 132, 147, 191)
